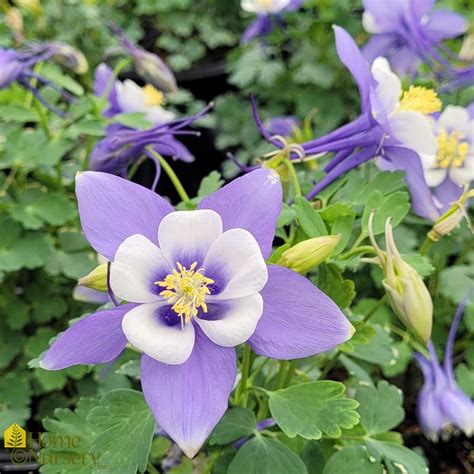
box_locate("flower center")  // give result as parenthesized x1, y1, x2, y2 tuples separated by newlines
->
(143, 84, 165, 107)
(435, 129, 469, 169)
(155, 262, 214, 324)
(397, 86, 442, 114)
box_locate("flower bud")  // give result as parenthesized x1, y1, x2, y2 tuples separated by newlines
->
(277, 235, 341, 273)
(428, 188, 474, 241)
(49, 42, 88, 74)
(78, 263, 108, 291)
(369, 214, 433, 344)
(6, 8, 24, 40)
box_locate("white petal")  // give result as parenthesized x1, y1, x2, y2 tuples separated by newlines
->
(204, 228, 268, 300)
(111, 234, 171, 303)
(241, 0, 290, 13)
(146, 107, 175, 125)
(158, 210, 223, 268)
(449, 154, 474, 185)
(425, 168, 447, 187)
(196, 294, 263, 347)
(436, 106, 471, 136)
(371, 57, 401, 116)
(122, 302, 195, 364)
(362, 12, 382, 33)
(388, 110, 437, 155)
(116, 80, 147, 114)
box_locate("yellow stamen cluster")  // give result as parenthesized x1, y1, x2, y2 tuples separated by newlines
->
(398, 86, 442, 114)
(143, 84, 165, 107)
(435, 129, 469, 168)
(155, 262, 214, 324)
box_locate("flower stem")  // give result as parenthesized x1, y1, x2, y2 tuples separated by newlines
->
(283, 159, 302, 197)
(419, 236, 433, 256)
(146, 148, 190, 203)
(363, 295, 387, 322)
(237, 345, 252, 407)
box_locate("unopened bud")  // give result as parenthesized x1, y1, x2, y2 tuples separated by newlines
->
(428, 189, 474, 241)
(459, 33, 474, 61)
(369, 213, 433, 344)
(78, 263, 108, 291)
(6, 8, 24, 40)
(277, 235, 341, 273)
(49, 42, 88, 74)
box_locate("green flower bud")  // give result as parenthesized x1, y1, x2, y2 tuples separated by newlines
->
(78, 262, 108, 292)
(277, 235, 341, 273)
(428, 188, 474, 242)
(369, 214, 433, 344)
(50, 42, 89, 74)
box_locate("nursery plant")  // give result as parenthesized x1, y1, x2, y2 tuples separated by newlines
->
(0, 0, 473, 473)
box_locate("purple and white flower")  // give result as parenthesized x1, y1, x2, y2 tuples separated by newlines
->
(241, 0, 304, 43)
(40, 169, 354, 457)
(362, 0, 468, 76)
(415, 298, 474, 441)
(252, 26, 442, 221)
(420, 105, 474, 212)
(90, 64, 196, 177)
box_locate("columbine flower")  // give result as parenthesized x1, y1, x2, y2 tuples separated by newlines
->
(415, 297, 474, 441)
(252, 26, 441, 221)
(420, 105, 474, 213)
(109, 23, 177, 94)
(91, 64, 198, 178)
(40, 169, 353, 457)
(0, 43, 81, 114)
(241, 0, 303, 43)
(362, 0, 468, 76)
(369, 214, 432, 344)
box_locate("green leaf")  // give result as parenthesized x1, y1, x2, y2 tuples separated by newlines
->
(339, 320, 376, 352)
(353, 172, 405, 206)
(87, 389, 155, 473)
(197, 171, 224, 198)
(355, 381, 404, 435)
(0, 104, 39, 122)
(439, 266, 474, 304)
(455, 363, 474, 397)
(293, 196, 328, 238)
(209, 407, 256, 445)
(401, 254, 434, 277)
(365, 439, 428, 474)
(323, 445, 383, 474)
(228, 436, 307, 474)
(350, 325, 396, 365)
(269, 381, 359, 439)
(314, 264, 356, 308)
(0, 373, 31, 434)
(361, 191, 410, 236)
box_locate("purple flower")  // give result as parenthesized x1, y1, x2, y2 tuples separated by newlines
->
(415, 297, 474, 441)
(266, 116, 300, 138)
(420, 105, 474, 213)
(362, 0, 468, 76)
(40, 169, 354, 457)
(109, 23, 177, 94)
(253, 26, 442, 221)
(0, 45, 76, 114)
(73, 285, 110, 305)
(91, 64, 198, 178)
(241, 0, 304, 43)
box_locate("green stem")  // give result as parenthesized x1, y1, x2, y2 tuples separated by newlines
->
(319, 351, 339, 379)
(419, 236, 433, 256)
(237, 345, 252, 406)
(146, 148, 190, 203)
(283, 159, 301, 197)
(127, 155, 146, 181)
(363, 295, 387, 322)
(339, 245, 375, 260)
(349, 232, 367, 251)
(282, 360, 297, 388)
(388, 324, 429, 356)
(146, 461, 160, 474)
(275, 361, 289, 389)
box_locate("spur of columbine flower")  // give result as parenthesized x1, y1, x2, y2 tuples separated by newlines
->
(419, 105, 474, 213)
(40, 169, 354, 457)
(0, 42, 85, 114)
(109, 22, 177, 94)
(362, 0, 468, 76)
(241, 0, 303, 44)
(414, 297, 474, 441)
(368, 213, 432, 344)
(253, 26, 442, 221)
(90, 64, 201, 180)
(266, 116, 301, 138)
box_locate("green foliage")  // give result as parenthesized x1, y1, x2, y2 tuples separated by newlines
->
(269, 381, 360, 439)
